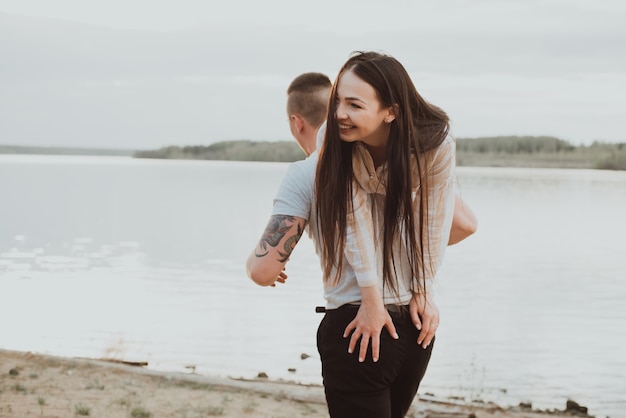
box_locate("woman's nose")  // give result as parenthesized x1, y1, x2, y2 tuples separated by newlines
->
(335, 104, 347, 119)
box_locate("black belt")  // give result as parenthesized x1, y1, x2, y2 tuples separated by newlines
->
(315, 304, 406, 314)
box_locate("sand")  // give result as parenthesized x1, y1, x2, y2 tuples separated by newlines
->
(0, 349, 586, 418)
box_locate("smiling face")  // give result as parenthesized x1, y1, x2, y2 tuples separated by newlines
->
(334, 69, 395, 149)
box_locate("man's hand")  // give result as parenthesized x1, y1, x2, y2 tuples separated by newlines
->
(343, 285, 399, 362)
(270, 268, 288, 287)
(410, 292, 440, 349)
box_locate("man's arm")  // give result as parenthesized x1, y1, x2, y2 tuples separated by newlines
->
(246, 214, 307, 286)
(448, 194, 477, 245)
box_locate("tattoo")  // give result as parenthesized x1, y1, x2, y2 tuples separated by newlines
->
(255, 215, 304, 262)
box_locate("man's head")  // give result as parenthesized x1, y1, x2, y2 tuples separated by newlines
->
(286, 72, 331, 156)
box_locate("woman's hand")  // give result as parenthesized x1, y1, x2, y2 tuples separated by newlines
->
(343, 285, 399, 362)
(410, 292, 439, 349)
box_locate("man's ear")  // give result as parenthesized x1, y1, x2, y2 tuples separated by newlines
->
(291, 114, 305, 133)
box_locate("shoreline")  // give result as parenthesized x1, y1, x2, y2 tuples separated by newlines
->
(0, 349, 591, 418)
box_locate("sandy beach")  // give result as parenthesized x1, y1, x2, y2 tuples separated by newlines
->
(0, 349, 593, 418)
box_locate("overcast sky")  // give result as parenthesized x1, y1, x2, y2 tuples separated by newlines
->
(1, 0, 624, 149)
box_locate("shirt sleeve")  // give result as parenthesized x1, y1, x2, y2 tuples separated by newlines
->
(420, 134, 457, 286)
(271, 153, 317, 219)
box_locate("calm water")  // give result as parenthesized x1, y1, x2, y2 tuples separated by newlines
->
(1, 155, 625, 417)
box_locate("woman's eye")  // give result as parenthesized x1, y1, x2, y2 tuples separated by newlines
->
(350, 103, 361, 109)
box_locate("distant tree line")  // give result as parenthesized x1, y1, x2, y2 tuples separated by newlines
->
(456, 136, 575, 154)
(134, 140, 304, 162)
(455, 136, 626, 170)
(133, 136, 626, 171)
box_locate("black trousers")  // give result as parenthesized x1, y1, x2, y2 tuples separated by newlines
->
(317, 304, 434, 418)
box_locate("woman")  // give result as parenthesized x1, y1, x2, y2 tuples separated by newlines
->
(247, 51, 456, 418)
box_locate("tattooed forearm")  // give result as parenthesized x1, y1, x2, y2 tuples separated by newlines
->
(277, 222, 303, 262)
(255, 215, 304, 261)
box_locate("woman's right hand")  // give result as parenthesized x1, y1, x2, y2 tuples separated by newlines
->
(410, 291, 440, 349)
(343, 285, 399, 363)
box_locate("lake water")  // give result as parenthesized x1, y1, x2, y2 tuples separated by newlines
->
(1, 155, 625, 418)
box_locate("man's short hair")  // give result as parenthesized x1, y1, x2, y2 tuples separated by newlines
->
(287, 72, 331, 128)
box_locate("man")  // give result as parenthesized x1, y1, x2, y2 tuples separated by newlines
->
(255, 71, 476, 331)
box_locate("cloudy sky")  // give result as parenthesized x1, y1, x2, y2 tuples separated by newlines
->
(1, 0, 624, 149)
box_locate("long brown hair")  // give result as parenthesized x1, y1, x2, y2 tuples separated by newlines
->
(315, 51, 450, 296)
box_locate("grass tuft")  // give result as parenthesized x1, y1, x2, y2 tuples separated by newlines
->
(12, 383, 27, 393)
(74, 403, 91, 416)
(130, 406, 152, 418)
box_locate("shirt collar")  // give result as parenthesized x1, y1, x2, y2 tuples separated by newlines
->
(352, 142, 420, 195)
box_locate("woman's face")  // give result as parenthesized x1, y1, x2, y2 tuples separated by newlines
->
(334, 69, 394, 148)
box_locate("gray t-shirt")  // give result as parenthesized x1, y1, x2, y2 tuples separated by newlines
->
(271, 152, 366, 309)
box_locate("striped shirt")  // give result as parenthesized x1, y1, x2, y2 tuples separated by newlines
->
(272, 134, 456, 309)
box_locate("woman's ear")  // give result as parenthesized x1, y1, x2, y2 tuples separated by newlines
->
(384, 104, 398, 124)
